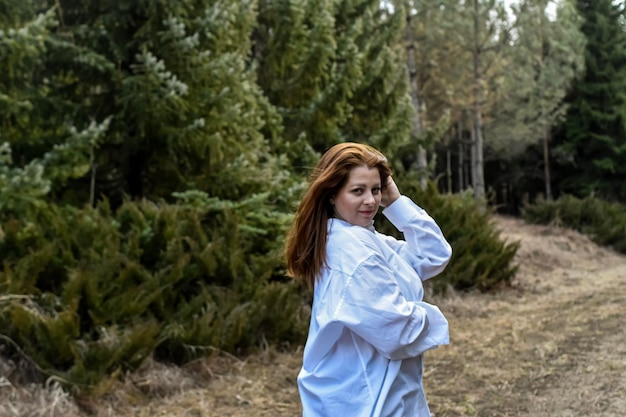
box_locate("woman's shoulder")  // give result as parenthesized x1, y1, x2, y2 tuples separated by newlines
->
(325, 219, 382, 272)
(328, 218, 379, 245)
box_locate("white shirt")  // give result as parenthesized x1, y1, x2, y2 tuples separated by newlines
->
(298, 196, 452, 417)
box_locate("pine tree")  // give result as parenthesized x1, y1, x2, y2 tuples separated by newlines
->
(254, 0, 413, 164)
(51, 0, 283, 204)
(555, 0, 626, 201)
(0, 0, 285, 206)
(0, 2, 108, 213)
(407, 0, 512, 198)
(488, 0, 585, 201)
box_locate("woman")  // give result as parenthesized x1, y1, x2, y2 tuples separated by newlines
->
(285, 142, 452, 417)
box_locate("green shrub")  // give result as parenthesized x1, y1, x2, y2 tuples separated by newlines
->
(0, 196, 308, 391)
(376, 178, 519, 294)
(0, 178, 525, 392)
(522, 194, 626, 254)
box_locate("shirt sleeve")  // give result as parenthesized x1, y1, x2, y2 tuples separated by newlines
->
(380, 195, 452, 281)
(330, 253, 450, 360)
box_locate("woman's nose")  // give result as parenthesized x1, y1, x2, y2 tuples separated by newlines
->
(363, 191, 375, 204)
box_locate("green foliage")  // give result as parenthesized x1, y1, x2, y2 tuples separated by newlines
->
(490, 0, 585, 158)
(0, 4, 115, 208)
(0, 142, 50, 216)
(0, 0, 532, 398)
(522, 194, 626, 254)
(255, 0, 412, 161)
(0, 117, 111, 217)
(1, 0, 283, 205)
(554, 0, 626, 202)
(376, 176, 519, 294)
(0, 6, 54, 137)
(0, 196, 307, 391)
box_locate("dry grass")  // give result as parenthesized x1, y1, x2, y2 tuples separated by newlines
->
(425, 216, 626, 417)
(0, 376, 81, 417)
(1, 215, 625, 417)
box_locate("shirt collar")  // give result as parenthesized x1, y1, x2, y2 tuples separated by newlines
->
(329, 217, 376, 232)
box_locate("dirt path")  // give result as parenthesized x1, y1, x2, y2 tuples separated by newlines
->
(499, 218, 626, 417)
(506, 262, 626, 417)
(110, 216, 626, 417)
(2, 216, 625, 417)
(425, 216, 626, 417)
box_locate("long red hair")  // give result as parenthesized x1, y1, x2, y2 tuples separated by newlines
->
(285, 142, 392, 289)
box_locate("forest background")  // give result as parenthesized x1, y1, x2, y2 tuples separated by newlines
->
(1, 0, 626, 398)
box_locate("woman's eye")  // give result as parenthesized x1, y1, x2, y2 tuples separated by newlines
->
(352, 188, 363, 194)
(372, 187, 381, 194)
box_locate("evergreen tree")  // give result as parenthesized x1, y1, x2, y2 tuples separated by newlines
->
(408, 0, 512, 198)
(554, 0, 626, 202)
(0, 1, 109, 213)
(0, 2, 50, 213)
(80, 0, 282, 203)
(4, 0, 416, 204)
(487, 0, 585, 202)
(254, 0, 413, 165)
(2, 0, 283, 205)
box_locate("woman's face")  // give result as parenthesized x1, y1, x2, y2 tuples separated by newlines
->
(330, 165, 382, 227)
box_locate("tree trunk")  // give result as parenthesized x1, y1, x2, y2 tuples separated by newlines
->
(471, 0, 485, 200)
(471, 103, 485, 199)
(543, 129, 553, 201)
(405, 8, 427, 189)
(457, 116, 465, 191)
(90, 145, 97, 207)
(470, 116, 477, 191)
(446, 132, 452, 194)
(537, 8, 553, 203)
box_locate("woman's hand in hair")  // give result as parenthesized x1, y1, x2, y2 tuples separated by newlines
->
(381, 176, 401, 207)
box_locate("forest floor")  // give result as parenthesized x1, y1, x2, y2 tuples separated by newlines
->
(2, 215, 626, 417)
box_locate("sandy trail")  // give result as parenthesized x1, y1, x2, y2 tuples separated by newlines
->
(1, 215, 625, 417)
(425, 216, 626, 417)
(514, 260, 626, 417)
(120, 216, 626, 417)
